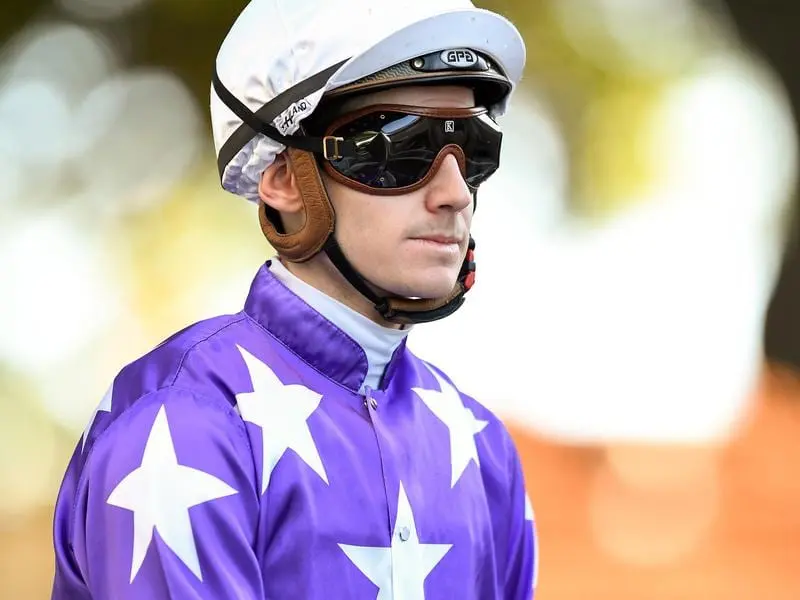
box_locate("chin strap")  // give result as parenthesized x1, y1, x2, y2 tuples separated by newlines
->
(322, 235, 476, 325)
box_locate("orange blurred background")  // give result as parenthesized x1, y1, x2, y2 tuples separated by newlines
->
(514, 364, 800, 599)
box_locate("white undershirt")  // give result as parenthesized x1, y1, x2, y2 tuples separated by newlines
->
(269, 259, 410, 392)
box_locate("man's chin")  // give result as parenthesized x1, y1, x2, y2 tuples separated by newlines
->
(387, 275, 460, 300)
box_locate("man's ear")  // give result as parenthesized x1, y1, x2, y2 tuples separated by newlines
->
(258, 152, 304, 215)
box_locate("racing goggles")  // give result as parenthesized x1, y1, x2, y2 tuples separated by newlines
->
(317, 105, 503, 194)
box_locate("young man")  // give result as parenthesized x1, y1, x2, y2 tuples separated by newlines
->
(51, 1, 538, 598)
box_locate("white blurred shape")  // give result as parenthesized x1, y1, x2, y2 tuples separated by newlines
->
(0, 160, 23, 207)
(0, 23, 118, 105)
(409, 54, 796, 444)
(0, 211, 122, 374)
(657, 54, 798, 228)
(0, 23, 118, 170)
(58, 0, 152, 21)
(74, 69, 204, 215)
(0, 80, 72, 163)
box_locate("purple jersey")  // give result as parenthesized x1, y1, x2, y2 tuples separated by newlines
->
(51, 262, 538, 599)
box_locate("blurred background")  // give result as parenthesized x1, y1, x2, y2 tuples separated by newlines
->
(0, 0, 798, 598)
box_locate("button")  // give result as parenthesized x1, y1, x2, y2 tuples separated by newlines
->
(369, 397, 378, 410)
(398, 526, 411, 542)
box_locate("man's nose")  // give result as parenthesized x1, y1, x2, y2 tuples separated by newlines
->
(425, 152, 472, 213)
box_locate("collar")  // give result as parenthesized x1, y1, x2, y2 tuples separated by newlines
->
(243, 260, 410, 393)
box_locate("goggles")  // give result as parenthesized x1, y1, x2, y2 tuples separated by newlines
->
(315, 105, 503, 194)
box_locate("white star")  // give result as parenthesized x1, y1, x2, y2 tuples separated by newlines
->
(413, 366, 489, 488)
(82, 383, 113, 451)
(525, 493, 534, 522)
(339, 483, 452, 599)
(524, 493, 539, 590)
(234, 345, 328, 494)
(106, 405, 238, 583)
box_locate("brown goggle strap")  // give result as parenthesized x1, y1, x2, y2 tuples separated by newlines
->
(259, 147, 335, 263)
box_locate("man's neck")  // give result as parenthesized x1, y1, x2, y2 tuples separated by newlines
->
(278, 255, 405, 330)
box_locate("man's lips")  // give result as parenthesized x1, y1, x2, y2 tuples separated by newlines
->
(410, 235, 462, 245)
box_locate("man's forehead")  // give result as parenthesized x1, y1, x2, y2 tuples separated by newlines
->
(339, 85, 476, 112)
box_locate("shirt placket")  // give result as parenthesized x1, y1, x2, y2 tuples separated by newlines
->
(363, 385, 412, 599)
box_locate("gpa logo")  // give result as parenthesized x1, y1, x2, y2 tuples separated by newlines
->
(441, 48, 478, 68)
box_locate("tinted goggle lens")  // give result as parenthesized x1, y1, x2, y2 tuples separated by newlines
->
(324, 109, 502, 190)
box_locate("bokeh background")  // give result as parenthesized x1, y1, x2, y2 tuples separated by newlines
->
(1, 0, 799, 598)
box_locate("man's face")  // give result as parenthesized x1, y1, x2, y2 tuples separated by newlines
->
(323, 85, 476, 300)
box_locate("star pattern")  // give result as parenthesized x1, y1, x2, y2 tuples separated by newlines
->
(106, 405, 238, 583)
(235, 345, 328, 493)
(525, 493, 534, 522)
(525, 492, 539, 590)
(412, 365, 489, 487)
(82, 383, 113, 451)
(339, 483, 452, 599)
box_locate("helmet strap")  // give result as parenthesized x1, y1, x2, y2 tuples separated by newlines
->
(322, 233, 476, 326)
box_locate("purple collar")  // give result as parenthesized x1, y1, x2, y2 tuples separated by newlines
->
(243, 262, 407, 392)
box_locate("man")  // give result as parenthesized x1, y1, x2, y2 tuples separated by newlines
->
(51, 0, 538, 598)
